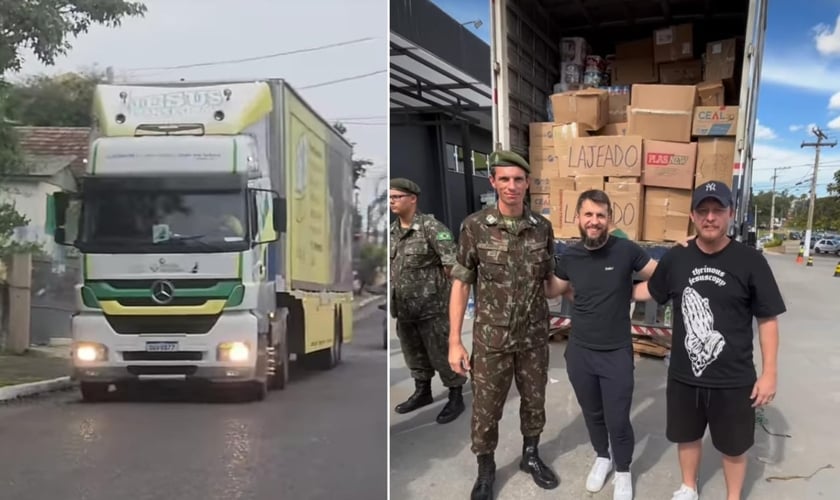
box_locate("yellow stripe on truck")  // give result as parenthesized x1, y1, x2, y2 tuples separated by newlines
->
(99, 299, 227, 316)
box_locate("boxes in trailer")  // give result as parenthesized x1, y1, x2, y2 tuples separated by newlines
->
(628, 84, 696, 143)
(643, 187, 692, 242)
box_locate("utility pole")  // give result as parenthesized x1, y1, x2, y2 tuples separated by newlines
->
(769, 165, 791, 234)
(800, 127, 837, 259)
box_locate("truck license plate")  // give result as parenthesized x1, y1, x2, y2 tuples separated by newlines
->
(146, 342, 178, 352)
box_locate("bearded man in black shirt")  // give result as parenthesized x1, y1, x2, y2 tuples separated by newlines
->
(546, 189, 657, 500)
(633, 180, 786, 500)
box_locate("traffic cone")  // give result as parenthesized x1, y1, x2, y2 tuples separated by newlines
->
(806, 256, 814, 267)
(834, 261, 840, 277)
(796, 246, 804, 264)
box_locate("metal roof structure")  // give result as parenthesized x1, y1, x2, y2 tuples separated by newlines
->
(389, 32, 492, 129)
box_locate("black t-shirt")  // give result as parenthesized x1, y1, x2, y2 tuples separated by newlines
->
(647, 239, 786, 388)
(555, 236, 651, 350)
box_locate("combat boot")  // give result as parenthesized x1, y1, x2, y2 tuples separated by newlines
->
(470, 453, 495, 500)
(394, 379, 433, 414)
(435, 385, 465, 424)
(519, 435, 558, 489)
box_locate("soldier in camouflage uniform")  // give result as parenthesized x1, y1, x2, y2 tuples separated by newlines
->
(448, 151, 558, 500)
(390, 177, 467, 424)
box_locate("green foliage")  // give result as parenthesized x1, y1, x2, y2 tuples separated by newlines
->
(357, 242, 385, 286)
(0, 0, 147, 73)
(333, 121, 372, 190)
(5, 70, 103, 126)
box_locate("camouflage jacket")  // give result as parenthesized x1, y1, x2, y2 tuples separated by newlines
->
(451, 205, 555, 351)
(390, 212, 456, 321)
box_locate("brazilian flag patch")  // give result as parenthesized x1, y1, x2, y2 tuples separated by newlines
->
(436, 231, 453, 241)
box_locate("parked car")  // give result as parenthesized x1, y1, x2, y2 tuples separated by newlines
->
(814, 239, 840, 255)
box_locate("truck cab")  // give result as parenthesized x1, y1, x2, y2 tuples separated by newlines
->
(51, 82, 289, 402)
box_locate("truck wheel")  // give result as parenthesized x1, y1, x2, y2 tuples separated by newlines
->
(251, 380, 267, 401)
(80, 382, 109, 402)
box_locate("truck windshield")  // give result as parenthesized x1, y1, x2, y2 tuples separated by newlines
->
(79, 190, 249, 253)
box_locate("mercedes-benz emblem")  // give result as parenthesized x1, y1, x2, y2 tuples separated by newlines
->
(150, 280, 175, 305)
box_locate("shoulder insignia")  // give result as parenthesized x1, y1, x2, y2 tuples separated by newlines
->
(485, 214, 497, 225)
(436, 231, 453, 241)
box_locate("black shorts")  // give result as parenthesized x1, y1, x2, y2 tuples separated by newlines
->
(666, 378, 755, 456)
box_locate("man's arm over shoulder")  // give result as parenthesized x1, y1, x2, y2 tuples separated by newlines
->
(632, 246, 674, 303)
(625, 239, 657, 280)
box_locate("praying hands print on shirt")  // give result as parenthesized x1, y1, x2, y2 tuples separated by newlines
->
(681, 287, 726, 377)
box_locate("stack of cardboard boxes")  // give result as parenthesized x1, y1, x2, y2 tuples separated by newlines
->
(529, 24, 741, 243)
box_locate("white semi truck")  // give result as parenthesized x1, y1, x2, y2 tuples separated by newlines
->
(52, 79, 356, 401)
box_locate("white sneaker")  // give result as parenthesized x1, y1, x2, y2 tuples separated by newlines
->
(585, 456, 613, 492)
(671, 484, 699, 500)
(612, 471, 633, 500)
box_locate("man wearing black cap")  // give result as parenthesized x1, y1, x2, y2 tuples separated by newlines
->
(632, 180, 786, 500)
(449, 150, 558, 499)
(389, 177, 467, 424)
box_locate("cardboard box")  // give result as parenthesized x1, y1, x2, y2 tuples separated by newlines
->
(530, 123, 555, 148)
(695, 137, 736, 188)
(642, 140, 698, 190)
(575, 175, 605, 191)
(616, 38, 653, 59)
(612, 59, 658, 85)
(642, 187, 692, 242)
(561, 37, 590, 65)
(599, 122, 628, 136)
(704, 38, 738, 82)
(556, 135, 643, 177)
(628, 84, 696, 142)
(550, 89, 609, 131)
(605, 184, 644, 239)
(659, 59, 702, 84)
(606, 178, 642, 193)
(608, 91, 630, 123)
(692, 106, 739, 136)
(530, 173, 575, 195)
(530, 193, 552, 218)
(696, 82, 725, 106)
(557, 190, 583, 239)
(654, 23, 693, 63)
(529, 146, 561, 193)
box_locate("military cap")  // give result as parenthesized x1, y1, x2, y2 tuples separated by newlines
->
(390, 177, 421, 196)
(489, 150, 530, 174)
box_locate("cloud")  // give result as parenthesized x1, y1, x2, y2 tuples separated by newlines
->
(828, 116, 840, 130)
(761, 54, 840, 93)
(789, 124, 804, 132)
(830, 91, 840, 110)
(814, 16, 840, 56)
(755, 120, 777, 140)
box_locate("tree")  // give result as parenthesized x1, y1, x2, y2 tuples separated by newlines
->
(830, 169, 840, 197)
(5, 70, 104, 126)
(332, 121, 373, 190)
(0, 1, 146, 256)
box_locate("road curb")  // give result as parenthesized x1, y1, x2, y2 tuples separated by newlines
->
(354, 295, 383, 310)
(0, 376, 74, 402)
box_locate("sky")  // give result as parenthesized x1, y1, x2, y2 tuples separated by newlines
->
(431, 0, 840, 198)
(5, 0, 388, 220)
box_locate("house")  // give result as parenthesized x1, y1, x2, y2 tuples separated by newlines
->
(0, 126, 90, 254)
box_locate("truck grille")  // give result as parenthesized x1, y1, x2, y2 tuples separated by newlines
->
(105, 315, 220, 334)
(123, 351, 204, 361)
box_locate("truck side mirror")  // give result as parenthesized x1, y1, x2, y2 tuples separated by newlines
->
(50, 192, 73, 246)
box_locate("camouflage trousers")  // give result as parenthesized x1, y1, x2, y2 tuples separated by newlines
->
(396, 315, 467, 388)
(470, 340, 549, 455)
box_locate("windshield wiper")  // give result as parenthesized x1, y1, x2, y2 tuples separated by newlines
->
(157, 234, 229, 252)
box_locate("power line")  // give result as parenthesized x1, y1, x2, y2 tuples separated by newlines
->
(800, 126, 837, 257)
(298, 69, 385, 90)
(124, 37, 378, 71)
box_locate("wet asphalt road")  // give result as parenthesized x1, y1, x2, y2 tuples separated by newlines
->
(0, 301, 387, 500)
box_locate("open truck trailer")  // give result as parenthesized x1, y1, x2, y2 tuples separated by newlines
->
(489, 0, 768, 349)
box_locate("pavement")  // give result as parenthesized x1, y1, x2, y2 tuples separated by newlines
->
(389, 252, 840, 499)
(0, 297, 387, 500)
(0, 292, 383, 402)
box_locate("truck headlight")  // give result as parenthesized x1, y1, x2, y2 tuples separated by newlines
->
(75, 342, 107, 362)
(218, 341, 250, 362)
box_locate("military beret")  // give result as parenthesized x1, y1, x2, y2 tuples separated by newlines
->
(390, 177, 421, 196)
(489, 150, 530, 174)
